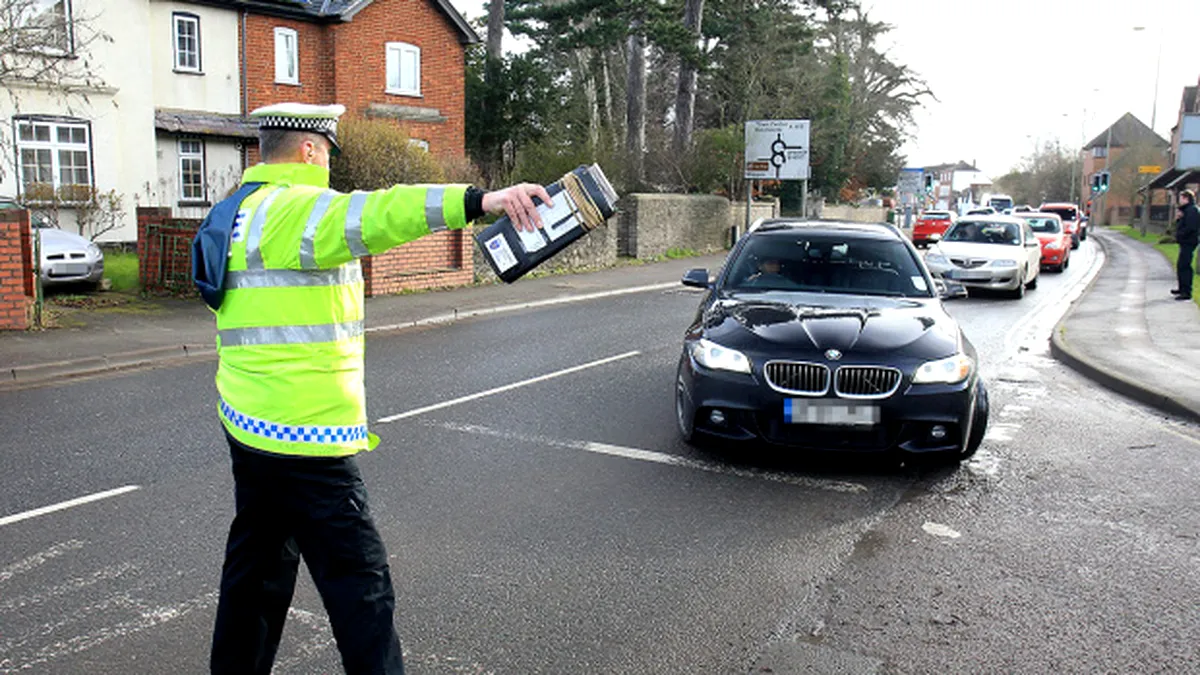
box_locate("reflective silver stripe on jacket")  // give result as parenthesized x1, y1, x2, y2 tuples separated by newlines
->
(425, 187, 447, 233)
(299, 190, 337, 269)
(245, 187, 285, 270)
(225, 265, 363, 290)
(219, 320, 364, 347)
(345, 191, 370, 257)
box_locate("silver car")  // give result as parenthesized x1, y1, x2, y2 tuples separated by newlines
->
(0, 199, 105, 288)
(923, 215, 1042, 299)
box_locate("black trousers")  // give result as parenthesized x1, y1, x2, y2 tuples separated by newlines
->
(210, 432, 404, 675)
(1179, 240, 1197, 297)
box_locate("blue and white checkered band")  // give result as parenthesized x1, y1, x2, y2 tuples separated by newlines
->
(221, 399, 368, 444)
(257, 115, 338, 136)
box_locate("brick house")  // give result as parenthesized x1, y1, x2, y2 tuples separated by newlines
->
(235, 0, 481, 294)
(1080, 113, 1169, 223)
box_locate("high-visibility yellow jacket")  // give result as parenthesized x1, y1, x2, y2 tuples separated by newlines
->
(215, 162, 469, 457)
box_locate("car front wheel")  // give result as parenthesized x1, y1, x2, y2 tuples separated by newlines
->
(675, 366, 699, 445)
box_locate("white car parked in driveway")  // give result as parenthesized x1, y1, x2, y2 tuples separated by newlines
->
(0, 197, 105, 289)
(922, 215, 1042, 299)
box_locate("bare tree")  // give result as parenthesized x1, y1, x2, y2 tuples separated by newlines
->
(626, 27, 646, 187)
(671, 0, 704, 156)
(0, 0, 111, 183)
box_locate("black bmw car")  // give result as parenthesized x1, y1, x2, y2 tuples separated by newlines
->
(675, 219, 988, 462)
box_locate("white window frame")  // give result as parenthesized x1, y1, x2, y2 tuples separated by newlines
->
(385, 42, 421, 96)
(274, 27, 299, 85)
(409, 138, 429, 152)
(178, 138, 206, 202)
(14, 118, 93, 201)
(1092, 146, 1107, 159)
(173, 12, 201, 73)
(14, 0, 74, 56)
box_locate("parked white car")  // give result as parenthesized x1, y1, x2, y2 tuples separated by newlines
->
(923, 215, 1042, 299)
(0, 198, 105, 289)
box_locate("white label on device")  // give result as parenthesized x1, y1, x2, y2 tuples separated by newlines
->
(485, 233, 518, 273)
(542, 190, 580, 242)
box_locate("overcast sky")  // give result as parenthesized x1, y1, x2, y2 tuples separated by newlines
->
(448, 0, 1197, 180)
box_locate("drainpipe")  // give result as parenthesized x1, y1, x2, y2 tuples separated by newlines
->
(240, 9, 248, 169)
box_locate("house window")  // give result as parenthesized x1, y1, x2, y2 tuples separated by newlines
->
(15, 118, 92, 199)
(1092, 146, 1107, 158)
(15, 0, 73, 54)
(385, 42, 420, 96)
(274, 27, 298, 85)
(179, 139, 205, 202)
(409, 138, 429, 152)
(173, 13, 201, 72)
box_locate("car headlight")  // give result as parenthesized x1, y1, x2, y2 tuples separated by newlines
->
(87, 243, 101, 258)
(913, 353, 974, 384)
(925, 253, 949, 265)
(691, 338, 751, 373)
(1044, 240, 1062, 250)
(990, 259, 1017, 268)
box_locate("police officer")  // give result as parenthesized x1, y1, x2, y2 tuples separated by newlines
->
(199, 102, 552, 674)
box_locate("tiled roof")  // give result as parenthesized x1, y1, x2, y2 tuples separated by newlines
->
(155, 108, 258, 138)
(202, 0, 478, 43)
(1085, 112, 1169, 150)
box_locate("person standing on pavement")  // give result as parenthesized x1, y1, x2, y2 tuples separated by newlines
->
(1172, 189, 1200, 300)
(196, 102, 552, 675)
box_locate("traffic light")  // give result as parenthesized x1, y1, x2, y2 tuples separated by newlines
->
(1099, 171, 1110, 193)
(1091, 174, 1101, 193)
(923, 174, 933, 194)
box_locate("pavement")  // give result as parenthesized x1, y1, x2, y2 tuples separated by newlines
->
(4, 231, 1200, 429)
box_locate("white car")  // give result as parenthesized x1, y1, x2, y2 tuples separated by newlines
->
(923, 215, 1042, 299)
(0, 198, 105, 288)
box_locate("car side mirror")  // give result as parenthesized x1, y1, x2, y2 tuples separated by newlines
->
(682, 268, 711, 288)
(933, 277, 968, 300)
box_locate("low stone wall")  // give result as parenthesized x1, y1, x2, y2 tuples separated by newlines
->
(471, 193, 779, 283)
(819, 204, 888, 223)
(472, 215, 621, 284)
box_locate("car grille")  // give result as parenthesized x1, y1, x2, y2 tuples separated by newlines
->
(949, 257, 987, 269)
(764, 361, 829, 395)
(834, 366, 902, 399)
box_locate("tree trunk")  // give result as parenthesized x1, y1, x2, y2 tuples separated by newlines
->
(672, 0, 704, 156)
(626, 28, 646, 187)
(576, 50, 601, 148)
(486, 0, 504, 59)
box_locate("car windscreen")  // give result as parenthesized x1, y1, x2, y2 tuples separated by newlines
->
(943, 221, 1021, 245)
(922, 212, 950, 219)
(1042, 207, 1077, 221)
(726, 233, 931, 297)
(1023, 217, 1060, 233)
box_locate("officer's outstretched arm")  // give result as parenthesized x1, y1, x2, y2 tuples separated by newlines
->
(299, 183, 471, 269)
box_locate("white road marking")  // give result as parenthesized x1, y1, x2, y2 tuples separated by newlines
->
(377, 351, 641, 423)
(0, 485, 140, 528)
(0, 562, 139, 612)
(0, 540, 85, 583)
(434, 421, 870, 494)
(922, 522, 962, 539)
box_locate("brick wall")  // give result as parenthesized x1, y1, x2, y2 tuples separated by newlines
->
(138, 207, 200, 296)
(363, 229, 473, 295)
(0, 210, 34, 331)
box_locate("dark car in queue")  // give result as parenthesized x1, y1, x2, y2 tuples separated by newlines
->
(675, 219, 989, 462)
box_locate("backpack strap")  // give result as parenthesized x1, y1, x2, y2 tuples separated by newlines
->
(192, 181, 265, 310)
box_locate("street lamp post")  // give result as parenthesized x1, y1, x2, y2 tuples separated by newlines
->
(1133, 25, 1163, 233)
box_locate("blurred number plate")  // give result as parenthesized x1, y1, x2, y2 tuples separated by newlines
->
(784, 399, 879, 426)
(58, 263, 89, 275)
(946, 269, 989, 280)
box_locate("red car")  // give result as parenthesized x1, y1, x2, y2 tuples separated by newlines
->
(912, 210, 956, 247)
(1018, 212, 1071, 272)
(1039, 202, 1084, 249)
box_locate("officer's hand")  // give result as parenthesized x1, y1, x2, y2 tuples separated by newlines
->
(482, 183, 554, 232)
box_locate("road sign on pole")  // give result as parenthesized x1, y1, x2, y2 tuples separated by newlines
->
(744, 120, 810, 180)
(1138, 165, 1163, 174)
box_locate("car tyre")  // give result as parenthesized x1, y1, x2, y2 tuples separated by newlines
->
(1027, 269, 1038, 290)
(675, 367, 701, 446)
(1009, 270, 1026, 299)
(961, 380, 989, 459)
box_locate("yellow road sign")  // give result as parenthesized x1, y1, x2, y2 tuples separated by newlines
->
(1138, 165, 1162, 174)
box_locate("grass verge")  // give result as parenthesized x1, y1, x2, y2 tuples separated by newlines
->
(103, 251, 139, 293)
(1110, 225, 1200, 307)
